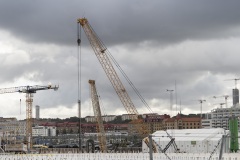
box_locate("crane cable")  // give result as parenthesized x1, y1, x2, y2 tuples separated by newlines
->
(89, 25, 153, 113)
(83, 23, 153, 113)
(106, 51, 153, 113)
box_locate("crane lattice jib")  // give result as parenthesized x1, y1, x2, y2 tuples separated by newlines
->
(0, 84, 59, 149)
(0, 85, 58, 94)
(89, 80, 107, 152)
(78, 18, 139, 116)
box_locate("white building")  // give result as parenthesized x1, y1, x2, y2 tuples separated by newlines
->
(121, 114, 138, 121)
(32, 126, 56, 137)
(85, 115, 116, 122)
(0, 120, 26, 136)
(202, 105, 240, 130)
(142, 128, 229, 153)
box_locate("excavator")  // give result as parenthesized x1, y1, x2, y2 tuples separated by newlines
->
(78, 18, 158, 152)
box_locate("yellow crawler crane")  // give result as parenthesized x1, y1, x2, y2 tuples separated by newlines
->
(89, 80, 107, 153)
(78, 18, 157, 152)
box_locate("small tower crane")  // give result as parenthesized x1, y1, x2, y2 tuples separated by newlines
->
(225, 78, 240, 89)
(213, 95, 229, 108)
(89, 80, 107, 152)
(0, 84, 59, 150)
(197, 99, 206, 119)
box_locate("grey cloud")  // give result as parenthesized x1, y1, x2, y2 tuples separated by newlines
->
(0, 1, 240, 46)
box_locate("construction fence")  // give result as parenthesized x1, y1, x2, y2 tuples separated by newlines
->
(0, 153, 240, 160)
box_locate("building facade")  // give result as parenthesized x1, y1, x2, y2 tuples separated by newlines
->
(163, 116, 201, 129)
(0, 120, 26, 136)
(85, 115, 116, 122)
(32, 126, 56, 137)
(202, 105, 240, 130)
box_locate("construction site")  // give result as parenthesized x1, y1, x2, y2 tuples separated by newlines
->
(0, 17, 240, 160)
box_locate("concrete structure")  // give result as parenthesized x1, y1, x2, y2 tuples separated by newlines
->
(0, 120, 26, 136)
(121, 114, 138, 121)
(142, 128, 229, 154)
(36, 105, 40, 119)
(233, 88, 239, 106)
(202, 105, 240, 130)
(85, 115, 116, 122)
(32, 126, 56, 137)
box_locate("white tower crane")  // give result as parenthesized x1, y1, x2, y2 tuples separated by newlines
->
(0, 85, 58, 150)
(198, 99, 206, 119)
(213, 95, 229, 108)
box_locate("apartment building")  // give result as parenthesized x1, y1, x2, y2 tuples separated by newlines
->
(0, 120, 26, 136)
(202, 105, 240, 130)
(128, 114, 170, 135)
(163, 116, 201, 129)
(32, 126, 56, 137)
(85, 115, 116, 122)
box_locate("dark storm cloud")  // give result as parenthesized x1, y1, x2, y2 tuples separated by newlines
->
(0, 0, 240, 46)
(1, 0, 240, 118)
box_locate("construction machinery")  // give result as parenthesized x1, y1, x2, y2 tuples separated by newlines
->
(78, 17, 156, 152)
(213, 95, 229, 108)
(197, 99, 206, 119)
(88, 80, 107, 153)
(0, 84, 58, 150)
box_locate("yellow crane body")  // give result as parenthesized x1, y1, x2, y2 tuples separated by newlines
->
(78, 18, 156, 152)
(89, 80, 107, 152)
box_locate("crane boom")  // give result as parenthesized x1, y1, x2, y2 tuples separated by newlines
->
(79, 18, 156, 152)
(0, 84, 59, 150)
(78, 18, 139, 116)
(89, 80, 107, 152)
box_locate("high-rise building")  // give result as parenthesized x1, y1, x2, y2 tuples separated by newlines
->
(36, 105, 40, 119)
(233, 88, 239, 106)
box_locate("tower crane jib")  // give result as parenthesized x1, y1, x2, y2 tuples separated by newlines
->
(0, 84, 59, 150)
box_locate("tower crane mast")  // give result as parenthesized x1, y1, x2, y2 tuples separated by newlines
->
(0, 85, 58, 149)
(89, 80, 107, 153)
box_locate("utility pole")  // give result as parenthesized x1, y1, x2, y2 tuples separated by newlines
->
(148, 134, 153, 160)
(167, 89, 174, 117)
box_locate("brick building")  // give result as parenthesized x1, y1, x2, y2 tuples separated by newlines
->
(163, 115, 201, 129)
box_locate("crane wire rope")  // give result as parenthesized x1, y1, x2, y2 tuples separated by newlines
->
(87, 24, 153, 113)
(97, 90, 107, 116)
(107, 51, 153, 113)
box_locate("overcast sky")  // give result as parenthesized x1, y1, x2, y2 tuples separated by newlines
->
(0, 0, 240, 120)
